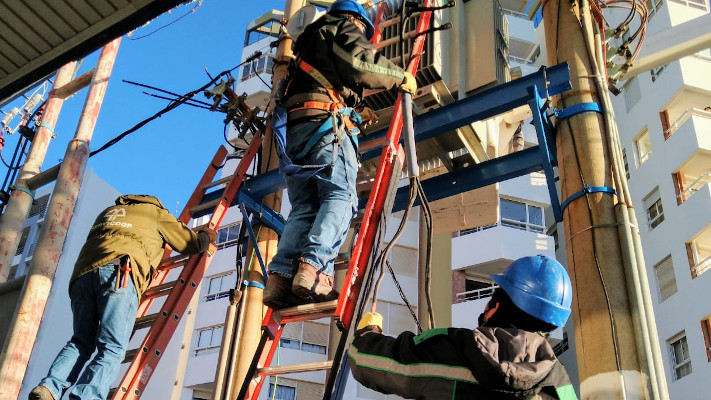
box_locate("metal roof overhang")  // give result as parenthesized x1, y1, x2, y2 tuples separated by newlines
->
(0, 0, 186, 103)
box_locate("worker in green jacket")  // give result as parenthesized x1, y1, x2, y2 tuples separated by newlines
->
(30, 195, 216, 400)
(349, 255, 579, 400)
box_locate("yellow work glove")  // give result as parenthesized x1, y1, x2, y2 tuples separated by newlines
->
(357, 312, 383, 332)
(359, 107, 379, 129)
(399, 71, 417, 95)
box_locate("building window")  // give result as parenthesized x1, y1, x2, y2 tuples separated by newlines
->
(644, 188, 664, 230)
(204, 272, 236, 302)
(216, 223, 240, 248)
(280, 321, 328, 355)
(267, 383, 296, 400)
(624, 77, 641, 112)
(646, 0, 664, 18)
(195, 325, 223, 356)
(668, 332, 692, 380)
(654, 256, 677, 301)
(651, 64, 668, 83)
(500, 198, 544, 233)
(669, 0, 708, 10)
(634, 128, 652, 166)
(28, 195, 50, 218)
(622, 149, 630, 180)
(701, 316, 711, 362)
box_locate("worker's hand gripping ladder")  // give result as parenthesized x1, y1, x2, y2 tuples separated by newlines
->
(110, 128, 264, 399)
(236, 2, 439, 399)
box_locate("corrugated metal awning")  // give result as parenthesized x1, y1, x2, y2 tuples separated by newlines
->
(0, 0, 185, 102)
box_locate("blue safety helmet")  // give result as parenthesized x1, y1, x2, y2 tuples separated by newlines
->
(328, 0, 375, 40)
(491, 255, 572, 327)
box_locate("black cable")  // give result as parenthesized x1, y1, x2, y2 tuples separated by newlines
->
(89, 61, 249, 158)
(127, 0, 203, 41)
(415, 176, 435, 329)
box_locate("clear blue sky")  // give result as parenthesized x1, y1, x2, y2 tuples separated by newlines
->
(5, 0, 284, 215)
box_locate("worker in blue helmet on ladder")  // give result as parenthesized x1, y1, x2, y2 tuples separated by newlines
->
(266, 0, 417, 308)
(349, 255, 580, 400)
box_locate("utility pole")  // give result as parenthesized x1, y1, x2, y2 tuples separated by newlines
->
(224, 1, 305, 398)
(0, 62, 76, 282)
(542, 1, 667, 399)
(0, 38, 120, 400)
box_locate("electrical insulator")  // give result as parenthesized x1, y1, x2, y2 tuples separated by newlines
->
(1, 107, 20, 127)
(23, 93, 44, 114)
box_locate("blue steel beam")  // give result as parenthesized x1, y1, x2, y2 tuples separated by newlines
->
(360, 63, 571, 161)
(389, 146, 545, 212)
(195, 63, 571, 222)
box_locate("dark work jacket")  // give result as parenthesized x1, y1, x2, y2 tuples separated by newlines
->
(284, 13, 405, 124)
(349, 326, 578, 400)
(70, 195, 210, 300)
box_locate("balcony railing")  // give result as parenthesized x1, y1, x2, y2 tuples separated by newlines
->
(693, 254, 711, 276)
(677, 173, 711, 203)
(664, 107, 711, 139)
(455, 284, 499, 303)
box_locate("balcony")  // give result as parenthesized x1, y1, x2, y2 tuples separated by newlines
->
(665, 109, 711, 173)
(687, 223, 711, 278)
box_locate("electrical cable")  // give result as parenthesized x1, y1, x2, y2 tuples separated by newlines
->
(89, 59, 252, 158)
(127, 0, 203, 40)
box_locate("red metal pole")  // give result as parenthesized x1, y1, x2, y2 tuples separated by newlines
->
(0, 37, 120, 400)
(0, 62, 77, 282)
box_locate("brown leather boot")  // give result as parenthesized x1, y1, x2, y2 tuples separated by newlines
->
(263, 273, 306, 309)
(292, 261, 339, 302)
(28, 386, 54, 400)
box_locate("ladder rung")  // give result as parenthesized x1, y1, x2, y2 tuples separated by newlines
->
(189, 198, 221, 215)
(258, 361, 333, 376)
(133, 313, 158, 331)
(123, 348, 139, 363)
(142, 281, 176, 300)
(276, 300, 338, 324)
(201, 176, 232, 190)
(158, 253, 190, 271)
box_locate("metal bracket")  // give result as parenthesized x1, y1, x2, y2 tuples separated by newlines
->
(560, 185, 617, 213)
(555, 102, 602, 120)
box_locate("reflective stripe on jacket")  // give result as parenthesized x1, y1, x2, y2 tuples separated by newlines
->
(349, 326, 578, 400)
(70, 195, 210, 299)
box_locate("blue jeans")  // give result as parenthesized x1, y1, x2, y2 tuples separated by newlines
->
(269, 120, 359, 278)
(40, 264, 138, 400)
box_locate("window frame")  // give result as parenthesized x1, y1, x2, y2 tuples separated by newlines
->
(653, 255, 677, 301)
(667, 332, 692, 380)
(500, 198, 545, 233)
(194, 325, 224, 356)
(634, 128, 652, 166)
(643, 188, 664, 230)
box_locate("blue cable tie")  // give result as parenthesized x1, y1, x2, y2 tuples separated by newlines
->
(556, 102, 602, 120)
(12, 185, 35, 199)
(561, 185, 616, 212)
(40, 123, 56, 135)
(243, 280, 265, 290)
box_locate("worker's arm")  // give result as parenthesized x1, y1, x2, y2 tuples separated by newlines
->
(331, 18, 405, 91)
(155, 207, 211, 254)
(348, 324, 479, 398)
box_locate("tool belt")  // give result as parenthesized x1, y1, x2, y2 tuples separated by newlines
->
(113, 255, 131, 290)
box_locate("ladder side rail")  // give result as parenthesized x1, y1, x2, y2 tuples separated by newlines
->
(136, 146, 227, 317)
(247, 317, 286, 400)
(115, 135, 263, 399)
(336, 3, 434, 329)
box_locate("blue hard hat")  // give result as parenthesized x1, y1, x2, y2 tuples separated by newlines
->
(329, 0, 375, 40)
(491, 255, 572, 327)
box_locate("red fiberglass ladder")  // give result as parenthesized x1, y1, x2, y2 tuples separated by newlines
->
(111, 126, 264, 399)
(236, 2, 441, 399)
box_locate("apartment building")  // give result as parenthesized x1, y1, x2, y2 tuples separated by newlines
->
(606, 2, 711, 398)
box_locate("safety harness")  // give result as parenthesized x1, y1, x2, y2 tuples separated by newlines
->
(272, 58, 362, 181)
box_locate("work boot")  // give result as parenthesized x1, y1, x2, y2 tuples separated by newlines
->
(292, 261, 339, 302)
(28, 386, 54, 400)
(263, 273, 305, 310)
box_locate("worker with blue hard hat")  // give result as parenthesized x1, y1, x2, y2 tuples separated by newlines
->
(264, 0, 416, 309)
(349, 255, 579, 399)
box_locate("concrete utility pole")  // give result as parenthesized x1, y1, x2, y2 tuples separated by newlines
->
(542, 1, 667, 399)
(0, 62, 76, 282)
(0, 38, 120, 400)
(224, 1, 304, 398)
